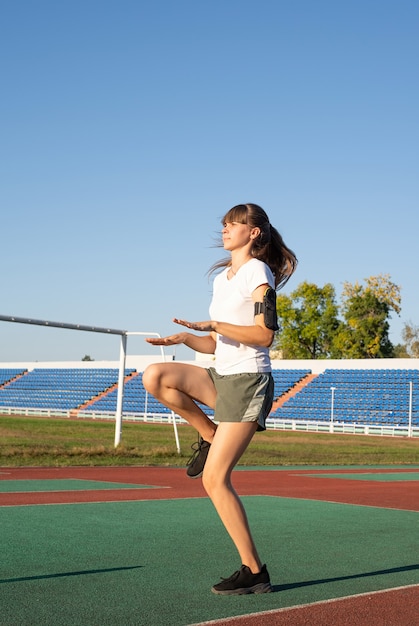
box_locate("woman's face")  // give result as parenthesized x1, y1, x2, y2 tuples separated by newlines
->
(222, 221, 253, 251)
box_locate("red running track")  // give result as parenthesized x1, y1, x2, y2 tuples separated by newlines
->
(1, 465, 418, 625)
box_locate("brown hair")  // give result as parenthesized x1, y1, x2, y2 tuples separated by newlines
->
(209, 203, 297, 290)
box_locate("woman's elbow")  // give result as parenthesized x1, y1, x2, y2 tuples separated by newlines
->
(260, 328, 275, 348)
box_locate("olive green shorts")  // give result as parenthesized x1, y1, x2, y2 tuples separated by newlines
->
(207, 367, 274, 432)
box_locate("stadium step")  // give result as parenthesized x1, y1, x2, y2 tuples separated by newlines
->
(73, 371, 139, 415)
(270, 373, 317, 412)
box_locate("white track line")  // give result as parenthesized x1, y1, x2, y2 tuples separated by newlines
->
(188, 583, 419, 626)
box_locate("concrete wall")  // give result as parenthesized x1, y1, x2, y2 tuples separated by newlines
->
(1, 356, 418, 374)
(269, 358, 419, 374)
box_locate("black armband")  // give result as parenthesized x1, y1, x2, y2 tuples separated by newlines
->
(254, 287, 279, 331)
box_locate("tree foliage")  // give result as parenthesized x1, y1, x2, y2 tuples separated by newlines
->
(340, 274, 401, 314)
(400, 322, 419, 358)
(274, 274, 403, 359)
(276, 282, 341, 359)
(334, 290, 393, 358)
(336, 274, 401, 358)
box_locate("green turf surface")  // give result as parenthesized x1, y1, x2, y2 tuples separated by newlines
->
(0, 479, 158, 493)
(306, 472, 419, 481)
(1, 497, 418, 625)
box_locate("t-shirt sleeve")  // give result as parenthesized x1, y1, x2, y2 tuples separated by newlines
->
(245, 260, 275, 294)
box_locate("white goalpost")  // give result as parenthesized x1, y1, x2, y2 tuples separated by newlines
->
(121, 332, 180, 452)
(0, 314, 180, 452)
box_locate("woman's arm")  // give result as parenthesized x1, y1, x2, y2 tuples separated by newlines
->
(175, 284, 275, 348)
(211, 320, 274, 348)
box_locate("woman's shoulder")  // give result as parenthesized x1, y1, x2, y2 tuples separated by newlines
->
(244, 258, 275, 286)
(246, 258, 272, 276)
(247, 258, 267, 270)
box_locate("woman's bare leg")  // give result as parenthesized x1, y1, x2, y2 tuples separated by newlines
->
(202, 422, 262, 572)
(142, 362, 217, 442)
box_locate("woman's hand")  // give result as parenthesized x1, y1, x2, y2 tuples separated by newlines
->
(145, 331, 189, 346)
(173, 318, 215, 332)
(144, 317, 216, 348)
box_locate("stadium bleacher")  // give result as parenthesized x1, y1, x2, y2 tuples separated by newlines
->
(271, 369, 312, 398)
(0, 369, 27, 386)
(0, 368, 135, 411)
(82, 371, 173, 416)
(81, 368, 313, 417)
(271, 368, 419, 427)
(0, 366, 417, 433)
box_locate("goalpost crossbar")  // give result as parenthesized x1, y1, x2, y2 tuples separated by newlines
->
(0, 314, 127, 336)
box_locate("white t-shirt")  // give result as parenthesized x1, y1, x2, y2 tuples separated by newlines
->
(209, 258, 275, 375)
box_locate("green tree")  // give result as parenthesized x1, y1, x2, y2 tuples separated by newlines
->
(274, 274, 402, 360)
(402, 322, 419, 359)
(333, 274, 401, 358)
(341, 274, 401, 314)
(393, 343, 409, 358)
(275, 282, 341, 359)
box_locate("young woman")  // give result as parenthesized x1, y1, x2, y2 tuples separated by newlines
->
(143, 203, 297, 595)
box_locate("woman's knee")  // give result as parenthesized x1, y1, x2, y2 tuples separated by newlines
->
(142, 363, 163, 394)
(202, 470, 216, 497)
(202, 464, 228, 497)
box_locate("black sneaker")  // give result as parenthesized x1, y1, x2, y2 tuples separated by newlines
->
(186, 437, 210, 478)
(211, 564, 272, 595)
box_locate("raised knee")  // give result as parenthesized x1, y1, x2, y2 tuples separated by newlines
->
(142, 364, 161, 394)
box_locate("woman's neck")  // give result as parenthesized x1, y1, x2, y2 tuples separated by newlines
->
(230, 251, 252, 275)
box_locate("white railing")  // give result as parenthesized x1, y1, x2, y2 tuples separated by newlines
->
(265, 417, 418, 438)
(2, 405, 416, 437)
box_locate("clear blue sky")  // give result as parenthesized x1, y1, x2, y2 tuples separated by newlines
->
(1, 0, 418, 362)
